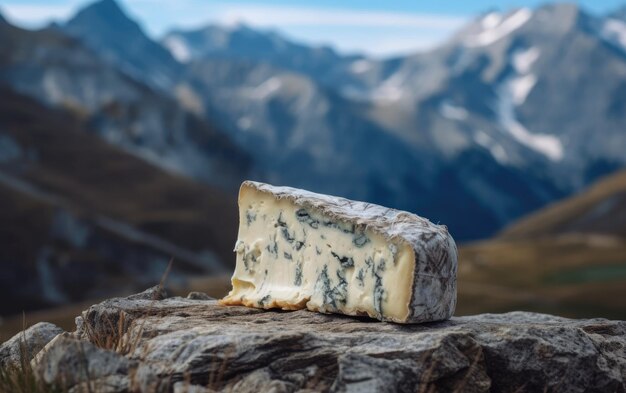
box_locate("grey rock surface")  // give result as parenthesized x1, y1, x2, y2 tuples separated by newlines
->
(32, 332, 132, 388)
(0, 321, 63, 369)
(3, 289, 626, 392)
(78, 291, 626, 392)
(186, 291, 215, 301)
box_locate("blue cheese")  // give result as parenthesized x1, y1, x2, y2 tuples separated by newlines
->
(220, 181, 457, 323)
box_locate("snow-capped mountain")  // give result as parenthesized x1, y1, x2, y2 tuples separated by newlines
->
(435, 3, 626, 184)
(162, 2, 626, 239)
(3, 0, 626, 241)
(166, 3, 626, 192)
(329, 3, 626, 188)
(177, 56, 564, 239)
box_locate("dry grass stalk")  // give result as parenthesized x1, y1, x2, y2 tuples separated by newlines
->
(0, 316, 61, 393)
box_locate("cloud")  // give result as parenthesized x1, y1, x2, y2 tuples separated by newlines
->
(356, 36, 446, 57)
(213, 4, 466, 30)
(131, 1, 467, 56)
(205, 4, 466, 57)
(1, 0, 468, 57)
(1, 2, 79, 27)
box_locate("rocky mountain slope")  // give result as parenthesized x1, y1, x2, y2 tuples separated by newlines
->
(0, 10, 250, 190)
(2, 287, 625, 392)
(62, 0, 182, 90)
(162, 22, 361, 86)
(167, 4, 626, 185)
(0, 1, 254, 316)
(162, 2, 626, 239)
(0, 87, 239, 316)
(5, 0, 626, 241)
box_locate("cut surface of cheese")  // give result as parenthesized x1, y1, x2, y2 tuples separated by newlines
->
(220, 181, 457, 323)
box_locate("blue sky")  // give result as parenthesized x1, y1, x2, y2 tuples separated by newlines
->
(2, 0, 625, 57)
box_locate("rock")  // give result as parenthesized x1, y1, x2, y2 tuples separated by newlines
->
(31, 333, 132, 389)
(172, 381, 216, 393)
(187, 292, 215, 300)
(69, 290, 626, 393)
(127, 285, 169, 301)
(68, 375, 130, 393)
(0, 321, 63, 369)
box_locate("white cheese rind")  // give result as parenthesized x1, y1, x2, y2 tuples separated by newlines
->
(220, 181, 457, 323)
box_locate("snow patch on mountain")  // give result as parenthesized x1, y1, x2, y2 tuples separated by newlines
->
(512, 47, 540, 73)
(508, 47, 540, 105)
(497, 83, 563, 161)
(601, 19, 626, 51)
(466, 9, 532, 47)
(350, 59, 372, 74)
(252, 77, 282, 99)
(370, 72, 406, 102)
(175, 84, 204, 116)
(163, 35, 192, 62)
(238, 116, 252, 130)
(474, 130, 509, 164)
(496, 42, 561, 161)
(481, 12, 503, 29)
(440, 101, 469, 121)
(509, 74, 537, 105)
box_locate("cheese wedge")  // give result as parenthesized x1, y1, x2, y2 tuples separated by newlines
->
(220, 181, 457, 323)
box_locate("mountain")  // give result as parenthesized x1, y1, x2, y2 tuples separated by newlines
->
(458, 168, 626, 319)
(62, 0, 181, 89)
(5, 0, 626, 242)
(0, 8, 253, 315)
(180, 56, 566, 239)
(180, 59, 434, 203)
(162, 24, 364, 88)
(362, 4, 626, 187)
(0, 16, 250, 190)
(0, 86, 239, 316)
(161, 24, 407, 106)
(602, 6, 626, 57)
(165, 3, 626, 240)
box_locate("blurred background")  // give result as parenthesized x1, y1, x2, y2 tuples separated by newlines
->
(1, 0, 625, 339)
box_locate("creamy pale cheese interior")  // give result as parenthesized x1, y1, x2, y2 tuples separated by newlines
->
(220, 187, 416, 322)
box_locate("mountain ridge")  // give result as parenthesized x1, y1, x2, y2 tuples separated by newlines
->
(166, 2, 626, 238)
(63, 0, 182, 89)
(4, 0, 626, 241)
(458, 167, 626, 319)
(500, 169, 626, 239)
